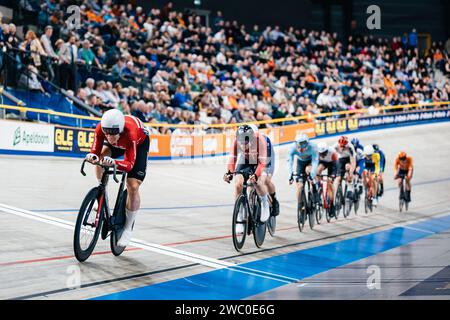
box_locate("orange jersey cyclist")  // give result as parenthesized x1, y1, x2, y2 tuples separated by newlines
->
(394, 151, 413, 202)
(223, 124, 279, 233)
(85, 109, 150, 247)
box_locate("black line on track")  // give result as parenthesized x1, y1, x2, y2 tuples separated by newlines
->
(8, 263, 198, 300)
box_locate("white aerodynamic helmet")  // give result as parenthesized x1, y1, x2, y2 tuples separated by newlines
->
(364, 145, 374, 156)
(317, 142, 328, 154)
(101, 109, 125, 135)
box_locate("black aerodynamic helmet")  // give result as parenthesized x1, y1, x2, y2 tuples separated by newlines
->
(236, 124, 258, 146)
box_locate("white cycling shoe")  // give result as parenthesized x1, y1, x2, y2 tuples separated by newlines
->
(260, 200, 270, 223)
(117, 229, 132, 247)
(373, 197, 378, 207)
(235, 209, 245, 234)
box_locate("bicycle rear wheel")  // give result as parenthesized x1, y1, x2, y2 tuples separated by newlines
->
(308, 193, 315, 230)
(335, 185, 343, 219)
(74, 187, 104, 262)
(315, 187, 323, 225)
(354, 195, 360, 215)
(232, 194, 248, 251)
(252, 195, 266, 248)
(110, 189, 128, 256)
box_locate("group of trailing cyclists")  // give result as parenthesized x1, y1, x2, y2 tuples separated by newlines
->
(81, 110, 414, 253)
(221, 123, 414, 248)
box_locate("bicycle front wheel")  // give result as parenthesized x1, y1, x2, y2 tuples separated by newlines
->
(252, 196, 266, 248)
(74, 187, 104, 262)
(232, 194, 248, 251)
(111, 189, 128, 256)
(297, 191, 307, 232)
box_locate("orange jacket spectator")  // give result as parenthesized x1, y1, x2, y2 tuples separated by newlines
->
(86, 10, 103, 23)
(384, 76, 397, 97)
(305, 73, 317, 83)
(433, 51, 443, 62)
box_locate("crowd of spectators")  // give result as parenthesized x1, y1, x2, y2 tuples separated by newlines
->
(1, 0, 450, 134)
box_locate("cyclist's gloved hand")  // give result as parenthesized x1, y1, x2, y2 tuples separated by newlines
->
(86, 153, 99, 163)
(223, 171, 233, 183)
(249, 174, 258, 184)
(101, 156, 115, 167)
(289, 174, 294, 185)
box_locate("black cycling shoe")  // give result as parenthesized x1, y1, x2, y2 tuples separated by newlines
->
(272, 198, 280, 216)
(329, 204, 336, 217)
(406, 190, 411, 202)
(379, 183, 384, 197)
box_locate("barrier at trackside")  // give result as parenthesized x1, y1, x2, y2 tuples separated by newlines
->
(1, 108, 450, 159)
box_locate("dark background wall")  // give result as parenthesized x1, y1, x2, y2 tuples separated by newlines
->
(136, 0, 449, 41)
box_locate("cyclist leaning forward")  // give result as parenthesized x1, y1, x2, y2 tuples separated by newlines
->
(85, 109, 150, 247)
(373, 144, 386, 197)
(394, 151, 413, 202)
(223, 124, 279, 233)
(288, 133, 319, 203)
(316, 141, 339, 217)
(333, 136, 357, 199)
(362, 145, 381, 206)
(351, 137, 365, 197)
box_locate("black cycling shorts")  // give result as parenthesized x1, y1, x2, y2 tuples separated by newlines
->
(337, 157, 350, 177)
(294, 158, 312, 181)
(105, 136, 150, 182)
(319, 160, 337, 177)
(365, 162, 376, 173)
(397, 168, 412, 179)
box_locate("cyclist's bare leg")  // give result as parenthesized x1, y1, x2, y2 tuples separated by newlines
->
(406, 169, 413, 191)
(296, 181, 304, 202)
(234, 175, 244, 199)
(265, 175, 276, 194)
(372, 174, 378, 197)
(95, 146, 112, 181)
(126, 178, 142, 212)
(254, 173, 268, 197)
(117, 177, 142, 246)
(328, 178, 335, 201)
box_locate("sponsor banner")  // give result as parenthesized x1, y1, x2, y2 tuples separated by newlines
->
(54, 126, 95, 154)
(0, 120, 54, 152)
(357, 109, 450, 128)
(149, 122, 316, 159)
(315, 118, 359, 136)
(314, 108, 450, 136)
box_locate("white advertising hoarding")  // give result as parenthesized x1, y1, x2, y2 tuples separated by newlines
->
(0, 120, 54, 152)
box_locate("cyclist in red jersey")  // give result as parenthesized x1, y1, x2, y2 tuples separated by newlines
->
(85, 109, 150, 247)
(223, 124, 279, 232)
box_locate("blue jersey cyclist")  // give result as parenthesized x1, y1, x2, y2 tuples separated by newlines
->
(288, 133, 319, 203)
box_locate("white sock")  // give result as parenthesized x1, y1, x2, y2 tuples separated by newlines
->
(124, 209, 138, 231)
(261, 194, 268, 205)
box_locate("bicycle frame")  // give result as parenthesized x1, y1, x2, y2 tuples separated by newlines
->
(80, 160, 125, 230)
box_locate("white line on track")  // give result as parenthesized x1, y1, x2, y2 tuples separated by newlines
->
(0, 203, 293, 284)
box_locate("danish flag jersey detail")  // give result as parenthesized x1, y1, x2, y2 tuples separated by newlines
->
(91, 115, 148, 172)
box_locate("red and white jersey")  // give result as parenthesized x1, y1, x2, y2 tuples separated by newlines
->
(90, 115, 148, 172)
(333, 142, 356, 159)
